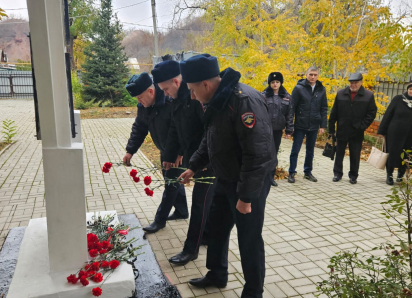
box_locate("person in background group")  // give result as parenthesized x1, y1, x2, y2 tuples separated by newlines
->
(123, 73, 188, 233)
(151, 60, 216, 266)
(378, 83, 412, 185)
(178, 54, 276, 298)
(263, 72, 294, 186)
(328, 73, 377, 184)
(288, 66, 328, 183)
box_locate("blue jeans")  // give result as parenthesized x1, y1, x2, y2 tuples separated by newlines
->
(289, 129, 318, 175)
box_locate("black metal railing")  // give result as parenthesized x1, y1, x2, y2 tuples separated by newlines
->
(374, 74, 412, 120)
(0, 71, 34, 98)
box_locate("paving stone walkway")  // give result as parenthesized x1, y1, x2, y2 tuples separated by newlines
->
(0, 99, 398, 297)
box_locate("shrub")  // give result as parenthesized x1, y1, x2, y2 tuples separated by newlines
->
(317, 151, 412, 297)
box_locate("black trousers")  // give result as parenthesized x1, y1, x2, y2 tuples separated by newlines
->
(333, 136, 363, 179)
(154, 155, 188, 224)
(183, 168, 216, 255)
(205, 175, 271, 298)
(271, 130, 283, 175)
(273, 130, 283, 156)
(386, 164, 407, 178)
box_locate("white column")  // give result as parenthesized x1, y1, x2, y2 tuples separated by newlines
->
(27, 0, 87, 272)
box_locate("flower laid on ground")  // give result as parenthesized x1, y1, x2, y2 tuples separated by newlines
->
(92, 287, 102, 297)
(66, 214, 142, 297)
(67, 274, 78, 284)
(101, 162, 215, 197)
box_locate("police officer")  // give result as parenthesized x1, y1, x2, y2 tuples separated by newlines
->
(263, 72, 294, 186)
(179, 54, 276, 298)
(150, 60, 216, 265)
(123, 73, 188, 233)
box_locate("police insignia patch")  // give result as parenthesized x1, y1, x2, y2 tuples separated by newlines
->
(241, 112, 255, 128)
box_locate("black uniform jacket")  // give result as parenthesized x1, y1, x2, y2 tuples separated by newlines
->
(329, 86, 377, 140)
(189, 68, 276, 203)
(263, 85, 294, 134)
(126, 84, 174, 155)
(292, 79, 328, 131)
(163, 82, 205, 164)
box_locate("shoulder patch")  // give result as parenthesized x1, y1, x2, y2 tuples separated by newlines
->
(241, 112, 255, 128)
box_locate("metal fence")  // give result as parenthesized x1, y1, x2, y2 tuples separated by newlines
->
(0, 70, 34, 98)
(374, 74, 412, 120)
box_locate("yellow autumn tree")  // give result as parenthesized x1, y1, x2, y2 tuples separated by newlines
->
(0, 8, 7, 20)
(200, 0, 411, 114)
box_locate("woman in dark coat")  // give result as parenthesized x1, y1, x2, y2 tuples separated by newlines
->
(263, 71, 294, 186)
(378, 83, 412, 185)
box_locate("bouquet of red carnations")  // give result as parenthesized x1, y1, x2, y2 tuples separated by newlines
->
(66, 214, 141, 297)
(102, 162, 214, 197)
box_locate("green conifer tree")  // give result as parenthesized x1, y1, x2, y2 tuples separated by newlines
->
(81, 0, 129, 106)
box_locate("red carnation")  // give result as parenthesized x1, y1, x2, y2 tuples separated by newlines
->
(109, 259, 120, 269)
(101, 260, 110, 268)
(85, 264, 92, 271)
(87, 241, 95, 250)
(99, 249, 107, 254)
(144, 187, 154, 197)
(67, 274, 78, 284)
(91, 262, 100, 271)
(143, 176, 152, 186)
(89, 249, 98, 258)
(87, 270, 96, 278)
(133, 176, 140, 183)
(102, 240, 110, 249)
(107, 244, 114, 251)
(80, 276, 89, 286)
(87, 233, 99, 243)
(94, 242, 103, 250)
(78, 270, 86, 278)
(92, 272, 103, 283)
(102, 166, 110, 173)
(130, 169, 138, 177)
(104, 162, 113, 169)
(117, 228, 130, 235)
(92, 287, 103, 297)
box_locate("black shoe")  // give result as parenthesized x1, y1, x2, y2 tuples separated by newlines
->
(304, 174, 318, 182)
(169, 251, 198, 265)
(349, 178, 357, 184)
(142, 221, 165, 233)
(270, 176, 278, 187)
(288, 173, 295, 183)
(167, 213, 188, 221)
(387, 175, 394, 185)
(189, 276, 227, 288)
(396, 175, 403, 183)
(333, 175, 342, 182)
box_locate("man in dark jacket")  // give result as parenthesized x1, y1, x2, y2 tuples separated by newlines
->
(123, 73, 188, 233)
(179, 54, 276, 298)
(150, 60, 216, 266)
(288, 66, 328, 183)
(329, 73, 377, 184)
(263, 72, 294, 186)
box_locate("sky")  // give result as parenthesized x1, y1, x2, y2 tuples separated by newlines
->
(0, 0, 408, 32)
(0, 0, 179, 32)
